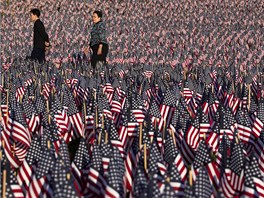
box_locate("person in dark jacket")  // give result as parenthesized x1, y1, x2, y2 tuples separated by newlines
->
(29, 8, 50, 63)
(88, 10, 109, 70)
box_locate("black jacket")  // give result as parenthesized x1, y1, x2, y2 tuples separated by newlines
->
(33, 19, 49, 49)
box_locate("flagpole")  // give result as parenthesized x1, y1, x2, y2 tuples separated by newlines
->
(0, 98, 2, 120)
(247, 84, 251, 111)
(144, 143, 147, 171)
(105, 131, 108, 144)
(2, 169, 6, 198)
(46, 100, 50, 124)
(98, 131, 102, 145)
(189, 169, 193, 186)
(6, 90, 9, 126)
(170, 129, 176, 146)
(139, 123, 142, 149)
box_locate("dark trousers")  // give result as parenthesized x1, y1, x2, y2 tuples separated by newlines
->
(90, 44, 109, 69)
(30, 48, 45, 63)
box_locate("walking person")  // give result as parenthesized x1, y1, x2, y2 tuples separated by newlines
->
(29, 8, 50, 63)
(87, 10, 109, 72)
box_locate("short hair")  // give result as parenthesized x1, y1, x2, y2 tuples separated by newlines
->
(93, 10, 102, 18)
(30, 8, 40, 17)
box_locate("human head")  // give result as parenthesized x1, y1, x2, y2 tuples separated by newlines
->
(30, 8, 40, 22)
(93, 10, 102, 24)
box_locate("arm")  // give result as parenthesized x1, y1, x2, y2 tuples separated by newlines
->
(97, 22, 107, 54)
(36, 20, 50, 44)
(98, 22, 107, 45)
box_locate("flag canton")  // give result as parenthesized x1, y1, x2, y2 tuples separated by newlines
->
(164, 132, 178, 164)
(14, 103, 27, 127)
(59, 140, 71, 168)
(73, 139, 90, 170)
(99, 95, 111, 113)
(131, 93, 139, 110)
(129, 110, 137, 123)
(43, 123, 60, 142)
(223, 107, 236, 128)
(67, 98, 79, 117)
(171, 108, 179, 128)
(208, 92, 217, 106)
(26, 136, 42, 165)
(192, 116, 200, 129)
(23, 100, 37, 118)
(149, 98, 161, 118)
(184, 184, 194, 198)
(163, 89, 177, 107)
(193, 140, 211, 170)
(1, 92, 7, 105)
(248, 156, 262, 180)
(107, 148, 125, 196)
(162, 182, 177, 197)
(54, 179, 78, 198)
(109, 121, 120, 141)
(90, 145, 103, 173)
(62, 88, 71, 108)
(148, 143, 163, 175)
(146, 175, 161, 197)
(112, 90, 119, 102)
(194, 167, 213, 197)
(35, 95, 46, 114)
(200, 110, 209, 123)
(132, 157, 148, 197)
(36, 147, 55, 179)
(244, 164, 255, 188)
(169, 163, 181, 182)
(230, 143, 244, 175)
(51, 158, 68, 188)
(51, 95, 62, 115)
(100, 143, 112, 158)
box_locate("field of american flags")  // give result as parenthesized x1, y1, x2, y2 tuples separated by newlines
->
(1, 0, 264, 197)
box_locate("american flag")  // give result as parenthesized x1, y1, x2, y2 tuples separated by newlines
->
(22, 99, 40, 134)
(243, 156, 262, 197)
(15, 79, 25, 103)
(105, 147, 125, 198)
(236, 108, 254, 144)
(99, 93, 113, 120)
(166, 162, 185, 196)
(71, 138, 90, 196)
(100, 143, 112, 176)
(12, 104, 31, 161)
(145, 174, 161, 197)
(160, 88, 176, 127)
(27, 144, 54, 198)
(2, 158, 24, 198)
(132, 154, 148, 198)
(148, 141, 164, 176)
(87, 144, 106, 197)
(67, 93, 83, 138)
(109, 120, 126, 159)
(194, 167, 213, 197)
(221, 141, 245, 197)
(52, 157, 79, 197)
(17, 135, 41, 195)
(186, 116, 200, 151)
(163, 131, 178, 165)
(191, 140, 212, 182)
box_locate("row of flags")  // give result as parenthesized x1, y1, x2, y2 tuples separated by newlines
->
(0, 56, 264, 197)
(1, 0, 263, 69)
